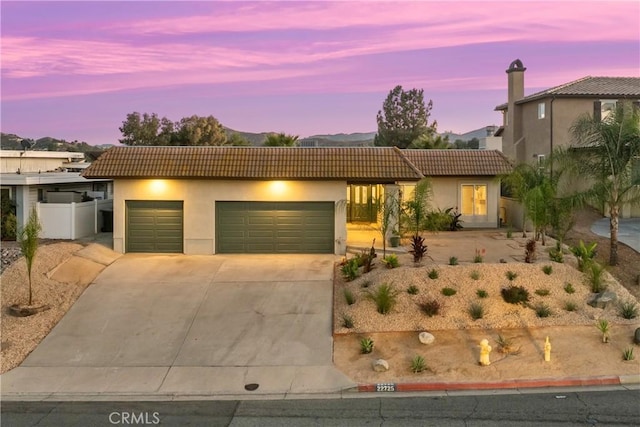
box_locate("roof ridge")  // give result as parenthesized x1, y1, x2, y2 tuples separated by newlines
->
(392, 146, 425, 179)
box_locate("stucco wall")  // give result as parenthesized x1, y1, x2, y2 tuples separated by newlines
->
(400, 177, 501, 229)
(113, 179, 348, 255)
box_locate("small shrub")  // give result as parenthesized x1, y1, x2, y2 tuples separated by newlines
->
(366, 283, 399, 315)
(496, 334, 521, 355)
(360, 337, 374, 354)
(410, 355, 427, 373)
(542, 265, 553, 275)
(343, 288, 355, 305)
(468, 302, 485, 320)
(563, 283, 575, 294)
(382, 254, 400, 269)
(533, 302, 552, 318)
(506, 227, 513, 239)
(441, 287, 457, 297)
(342, 313, 354, 329)
(407, 284, 419, 295)
(618, 300, 639, 319)
(570, 240, 597, 271)
(418, 299, 441, 317)
(341, 258, 359, 281)
(524, 239, 536, 263)
(586, 261, 607, 293)
(448, 256, 458, 266)
(596, 319, 610, 343)
(505, 271, 518, 281)
(564, 301, 578, 312)
(476, 289, 488, 298)
(409, 235, 428, 263)
(470, 270, 480, 280)
(623, 347, 635, 361)
(428, 269, 439, 279)
(535, 288, 550, 297)
(473, 248, 485, 263)
(501, 285, 530, 305)
(549, 242, 564, 263)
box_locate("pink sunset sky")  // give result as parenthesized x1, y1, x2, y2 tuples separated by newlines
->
(1, 1, 639, 145)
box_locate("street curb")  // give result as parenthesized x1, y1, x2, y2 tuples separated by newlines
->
(357, 375, 627, 392)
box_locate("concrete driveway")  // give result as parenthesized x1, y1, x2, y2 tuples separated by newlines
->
(591, 218, 640, 253)
(5, 254, 355, 396)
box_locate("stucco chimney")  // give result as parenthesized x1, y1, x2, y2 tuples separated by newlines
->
(502, 59, 526, 161)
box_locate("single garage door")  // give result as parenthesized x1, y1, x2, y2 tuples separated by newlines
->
(216, 201, 334, 253)
(126, 201, 183, 253)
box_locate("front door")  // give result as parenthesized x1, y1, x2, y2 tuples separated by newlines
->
(347, 185, 379, 223)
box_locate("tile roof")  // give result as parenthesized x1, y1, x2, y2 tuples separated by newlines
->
(402, 149, 513, 176)
(82, 146, 512, 180)
(495, 76, 640, 110)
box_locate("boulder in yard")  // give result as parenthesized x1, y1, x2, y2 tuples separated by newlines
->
(419, 332, 435, 345)
(372, 359, 389, 372)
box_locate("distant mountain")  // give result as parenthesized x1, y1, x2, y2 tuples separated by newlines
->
(305, 132, 377, 142)
(223, 127, 274, 146)
(1, 133, 104, 153)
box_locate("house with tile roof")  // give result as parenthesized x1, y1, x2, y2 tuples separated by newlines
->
(495, 59, 640, 165)
(82, 146, 512, 255)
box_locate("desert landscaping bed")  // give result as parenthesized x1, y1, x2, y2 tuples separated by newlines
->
(333, 256, 639, 334)
(332, 238, 640, 385)
(1, 242, 86, 374)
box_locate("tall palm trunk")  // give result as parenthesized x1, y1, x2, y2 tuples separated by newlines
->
(609, 206, 619, 266)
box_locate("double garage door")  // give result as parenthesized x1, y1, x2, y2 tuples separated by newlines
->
(126, 201, 335, 254)
(216, 202, 334, 253)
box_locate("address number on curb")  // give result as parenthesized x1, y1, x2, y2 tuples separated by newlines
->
(375, 383, 396, 392)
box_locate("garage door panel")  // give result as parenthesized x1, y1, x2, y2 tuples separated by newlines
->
(216, 202, 334, 254)
(126, 201, 183, 253)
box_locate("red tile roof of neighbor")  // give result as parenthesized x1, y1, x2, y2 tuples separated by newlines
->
(81, 146, 512, 180)
(495, 76, 640, 110)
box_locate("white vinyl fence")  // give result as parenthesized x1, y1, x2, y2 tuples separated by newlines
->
(37, 199, 113, 240)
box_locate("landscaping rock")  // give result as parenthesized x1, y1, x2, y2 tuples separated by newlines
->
(1, 247, 22, 275)
(372, 359, 389, 372)
(634, 328, 640, 345)
(587, 291, 618, 309)
(419, 332, 435, 345)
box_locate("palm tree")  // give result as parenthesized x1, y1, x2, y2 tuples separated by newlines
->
(409, 132, 451, 149)
(19, 208, 41, 306)
(263, 132, 299, 147)
(569, 101, 640, 265)
(501, 163, 538, 237)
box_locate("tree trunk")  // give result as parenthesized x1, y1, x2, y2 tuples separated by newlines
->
(28, 271, 32, 306)
(609, 207, 619, 266)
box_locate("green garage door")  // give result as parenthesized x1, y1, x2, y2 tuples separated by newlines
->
(126, 201, 183, 253)
(216, 202, 334, 253)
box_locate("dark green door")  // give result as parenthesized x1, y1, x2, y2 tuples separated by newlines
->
(126, 201, 183, 253)
(216, 202, 334, 253)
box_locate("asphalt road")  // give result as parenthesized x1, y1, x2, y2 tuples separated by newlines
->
(2, 389, 639, 426)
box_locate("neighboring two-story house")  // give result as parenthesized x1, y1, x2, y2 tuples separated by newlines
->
(495, 59, 640, 164)
(495, 59, 640, 219)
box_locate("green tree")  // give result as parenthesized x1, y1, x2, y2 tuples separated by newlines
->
(119, 112, 173, 146)
(569, 101, 640, 265)
(263, 132, 299, 147)
(378, 191, 400, 258)
(375, 85, 438, 149)
(174, 115, 227, 146)
(19, 208, 42, 306)
(227, 133, 251, 146)
(409, 133, 450, 149)
(402, 178, 433, 236)
(501, 163, 538, 237)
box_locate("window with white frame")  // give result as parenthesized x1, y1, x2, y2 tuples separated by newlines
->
(461, 184, 487, 216)
(537, 102, 545, 119)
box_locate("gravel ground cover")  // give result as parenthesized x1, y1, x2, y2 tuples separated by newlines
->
(334, 254, 638, 334)
(1, 242, 85, 373)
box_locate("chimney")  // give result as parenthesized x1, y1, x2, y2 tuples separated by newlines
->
(506, 59, 526, 105)
(503, 59, 526, 162)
